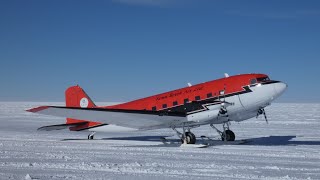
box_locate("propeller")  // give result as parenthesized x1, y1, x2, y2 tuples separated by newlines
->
(218, 85, 234, 118)
(257, 108, 268, 124)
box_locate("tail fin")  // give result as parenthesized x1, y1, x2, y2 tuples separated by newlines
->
(65, 85, 96, 108)
(65, 85, 96, 124)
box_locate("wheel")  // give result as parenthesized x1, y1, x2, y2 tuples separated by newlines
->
(88, 135, 94, 140)
(181, 132, 196, 144)
(221, 130, 235, 141)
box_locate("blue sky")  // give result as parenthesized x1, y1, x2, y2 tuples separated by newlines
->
(0, 0, 319, 102)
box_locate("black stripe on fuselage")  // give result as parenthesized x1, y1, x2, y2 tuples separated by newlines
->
(48, 106, 187, 117)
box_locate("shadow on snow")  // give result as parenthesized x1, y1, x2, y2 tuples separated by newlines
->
(62, 135, 320, 147)
(245, 136, 320, 146)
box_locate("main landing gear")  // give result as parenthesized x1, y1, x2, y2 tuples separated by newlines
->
(173, 126, 197, 144)
(172, 122, 236, 144)
(88, 132, 96, 140)
(183, 132, 196, 144)
(210, 122, 235, 141)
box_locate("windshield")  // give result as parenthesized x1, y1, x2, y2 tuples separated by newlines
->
(257, 76, 270, 82)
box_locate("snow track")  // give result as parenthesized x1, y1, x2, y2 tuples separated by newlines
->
(0, 102, 320, 179)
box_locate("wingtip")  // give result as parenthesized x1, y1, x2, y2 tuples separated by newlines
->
(26, 106, 49, 113)
(37, 126, 46, 131)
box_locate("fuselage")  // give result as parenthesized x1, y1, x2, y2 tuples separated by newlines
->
(87, 74, 287, 132)
(27, 73, 287, 141)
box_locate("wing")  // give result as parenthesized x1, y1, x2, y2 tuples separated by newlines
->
(37, 122, 88, 131)
(27, 106, 187, 130)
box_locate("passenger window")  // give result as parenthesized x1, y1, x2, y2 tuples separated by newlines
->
(207, 93, 212, 98)
(184, 98, 189, 104)
(250, 79, 257, 85)
(162, 104, 167, 109)
(152, 106, 157, 111)
(195, 96, 200, 101)
(173, 101, 178, 106)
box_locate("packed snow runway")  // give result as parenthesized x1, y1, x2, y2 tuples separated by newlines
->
(0, 102, 320, 180)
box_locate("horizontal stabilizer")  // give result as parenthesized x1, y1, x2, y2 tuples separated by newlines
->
(38, 122, 88, 131)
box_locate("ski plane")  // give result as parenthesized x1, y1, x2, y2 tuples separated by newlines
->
(27, 73, 287, 144)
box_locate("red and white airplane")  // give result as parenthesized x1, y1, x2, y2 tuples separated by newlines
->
(27, 73, 287, 144)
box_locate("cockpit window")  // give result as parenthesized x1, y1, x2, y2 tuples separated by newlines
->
(257, 77, 270, 82)
(250, 79, 257, 85)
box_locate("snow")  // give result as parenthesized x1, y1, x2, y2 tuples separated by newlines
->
(0, 102, 320, 180)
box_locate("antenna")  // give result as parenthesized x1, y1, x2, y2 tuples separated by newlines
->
(187, 83, 192, 87)
(224, 73, 230, 78)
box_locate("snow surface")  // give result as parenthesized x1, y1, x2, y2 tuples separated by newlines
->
(0, 102, 320, 180)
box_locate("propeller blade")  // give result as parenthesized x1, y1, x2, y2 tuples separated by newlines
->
(256, 108, 262, 119)
(256, 108, 268, 123)
(263, 109, 268, 124)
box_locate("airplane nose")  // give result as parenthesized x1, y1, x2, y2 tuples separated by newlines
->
(274, 82, 288, 97)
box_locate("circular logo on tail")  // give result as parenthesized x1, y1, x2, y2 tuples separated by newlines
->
(80, 97, 89, 108)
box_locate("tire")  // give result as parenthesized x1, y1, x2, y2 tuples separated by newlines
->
(221, 130, 235, 141)
(181, 132, 196, 144)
